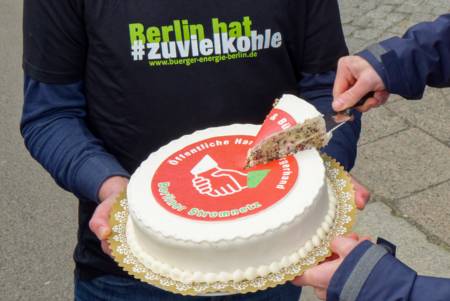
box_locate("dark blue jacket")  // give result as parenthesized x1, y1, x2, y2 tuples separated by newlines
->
(358, 14, 450, 99)
(328, 240, 450, 301)
(328, 14, 450, 301)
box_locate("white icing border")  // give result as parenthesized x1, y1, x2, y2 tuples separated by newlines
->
(109, 155, 357, 295)
(127, 183, 337, 284)
(127, 125, 325, 243)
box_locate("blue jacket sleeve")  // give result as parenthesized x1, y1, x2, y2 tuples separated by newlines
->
(21, 76, 130, 203)
(299, 72, 361, 171)
(327, 240, 450, 301)
(358, 14, 450, 99)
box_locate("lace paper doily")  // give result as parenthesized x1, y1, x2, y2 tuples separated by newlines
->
(108, 154, 356, 296)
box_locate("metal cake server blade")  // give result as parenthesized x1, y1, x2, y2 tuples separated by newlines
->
(324, 113, 353, 133)
(324, 92, 374, 133)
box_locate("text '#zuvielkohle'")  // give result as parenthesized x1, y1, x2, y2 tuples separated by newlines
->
(128, 16, 283, 67)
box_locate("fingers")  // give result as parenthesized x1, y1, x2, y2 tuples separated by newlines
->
(346, 232, 359, 240)
(355, 91, 390, 112)
(193, 176, 208, 186)
(101, 240, 112, 257)
(213, 185, 238, 196)
(89, 197, 116, 258)
(226, 184, 239, 193)
(354, 96, 379, 112)
(333, 56, 387, 112)
(351, 177, 371, 210)
(333, 78, 374, 111)
(89, 197, 115, 240)
(324, 233, 358, 263)
(211, 187, 231, 196)
(292, 268, 322, 287)
(292, 259, 335, 288)
(346, 234, 372, 243)
(291, 274, 309, 287)
(217, 168, 248, 177)
(91, 179, 127, 257)
(375, 91, 390, 105)
(293, 234, 367, 295)
(331, 236, 361, 257)
(193, 177, 212, 194)
(211, 169, 246, 192)
(314, 288, 327, 300)
(333, 57, 355, 104)
(98, 176, 129, 203)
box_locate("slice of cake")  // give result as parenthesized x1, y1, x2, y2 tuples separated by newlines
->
(246, 94, 330, 168)
(125, 124, 337, 292)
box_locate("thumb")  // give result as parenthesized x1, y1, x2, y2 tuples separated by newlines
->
(89, 198, 115, 240)
(211, 168, 228, 177)
(331, 236, 360, 258)
(351, 177, 371, 210)
(333, 79, 372, 111)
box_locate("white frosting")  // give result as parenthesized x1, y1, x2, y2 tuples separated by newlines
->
(276, 94, 322, 124)
(127, 184, 336, 284)
(127, 125, 335, 283)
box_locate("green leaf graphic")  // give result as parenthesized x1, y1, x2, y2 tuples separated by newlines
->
(247, 170, 270, 188)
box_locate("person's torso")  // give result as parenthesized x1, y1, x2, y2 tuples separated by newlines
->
(82, 0, 307, 172)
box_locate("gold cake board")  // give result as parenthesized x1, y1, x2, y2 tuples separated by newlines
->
(108, 154, 357, 296)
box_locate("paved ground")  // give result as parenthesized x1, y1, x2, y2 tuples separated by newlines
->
(0, 0, 449, 300)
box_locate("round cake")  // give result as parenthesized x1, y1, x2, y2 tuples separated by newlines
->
(126, 124, 337, 286)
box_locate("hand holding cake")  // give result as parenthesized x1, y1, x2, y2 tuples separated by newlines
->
(292, 234, 372, 300)
(350, 177, 370, 210)
(89, 176, 129, 256)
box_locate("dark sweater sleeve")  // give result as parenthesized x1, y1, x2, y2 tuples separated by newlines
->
(299, 72, 361, 171)
(327, 240, 450, 301)
(21, 76, 130, 203)
(358, 14, 450, 99)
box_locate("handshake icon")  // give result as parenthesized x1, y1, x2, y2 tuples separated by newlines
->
(190, 155, 248, 198)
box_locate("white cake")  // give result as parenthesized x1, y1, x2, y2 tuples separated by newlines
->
(126, 124, 336, 286)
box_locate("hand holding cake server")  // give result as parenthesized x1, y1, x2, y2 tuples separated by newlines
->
(293, 13, 450, 301)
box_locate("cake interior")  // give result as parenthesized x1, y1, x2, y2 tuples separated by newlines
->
(246, 116, 329, 168)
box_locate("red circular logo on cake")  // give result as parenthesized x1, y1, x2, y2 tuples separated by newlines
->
(151, 135, 299, 221)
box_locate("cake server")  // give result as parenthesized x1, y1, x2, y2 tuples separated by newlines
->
(324, 92, 374, 133)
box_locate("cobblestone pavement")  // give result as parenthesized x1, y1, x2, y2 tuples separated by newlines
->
(0, 0, 449, 300)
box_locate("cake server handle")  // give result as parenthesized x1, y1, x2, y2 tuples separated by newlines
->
(334, 91, 375, 117)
